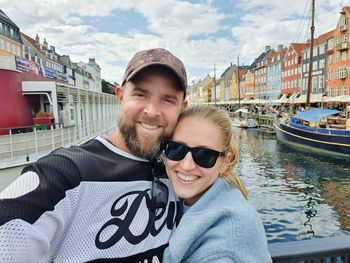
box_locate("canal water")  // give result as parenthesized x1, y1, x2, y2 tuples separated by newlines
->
(1, 129, 350, 244)
(234, 127, 350, 243)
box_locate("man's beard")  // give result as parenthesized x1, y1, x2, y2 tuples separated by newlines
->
(118, 112, 172, 160)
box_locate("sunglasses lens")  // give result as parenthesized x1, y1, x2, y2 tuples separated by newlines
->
(192, 148, 218, 168)
(165, 141, 187, 161)
(151, 178, 168, 211)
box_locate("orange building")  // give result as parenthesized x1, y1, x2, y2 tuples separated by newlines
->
(244, 69, 254, 99)
(327, 6, 350, 104)
(0, 9, 23, 57)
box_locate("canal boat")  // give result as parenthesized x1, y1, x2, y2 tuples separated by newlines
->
(274, 108, 350, 155)
(231, 108, 259, 128)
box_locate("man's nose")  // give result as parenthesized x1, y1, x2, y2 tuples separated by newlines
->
(144, 101, 161, 117)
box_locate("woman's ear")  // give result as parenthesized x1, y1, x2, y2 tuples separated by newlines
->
(220, 152, 232, 174)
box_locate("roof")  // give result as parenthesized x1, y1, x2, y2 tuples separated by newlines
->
(250, 51, 268, 68)
(296, 109, 340, 123)
(290, 43, 309, 56)
(266, 48, 286, 64)
(21, 32, 62, 64)
(313, 30, 334, 45)
(0, 9, 19, 29)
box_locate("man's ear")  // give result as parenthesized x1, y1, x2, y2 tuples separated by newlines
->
(115, 86, 124, 104)
(181, 100, 188, 113)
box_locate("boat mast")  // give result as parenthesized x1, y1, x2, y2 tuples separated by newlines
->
(306, 0, 315, 106)
(214, 63, 217, 106)
(238, 55, 241, 108)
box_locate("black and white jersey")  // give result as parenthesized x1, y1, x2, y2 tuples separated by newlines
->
(0, 137, 180, 263)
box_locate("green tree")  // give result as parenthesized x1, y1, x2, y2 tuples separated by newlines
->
(101, 79, 113, 94)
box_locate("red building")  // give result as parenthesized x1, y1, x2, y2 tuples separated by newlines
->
(281, 43, 308, 96)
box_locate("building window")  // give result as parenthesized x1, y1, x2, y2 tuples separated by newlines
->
(10, 27, 14, 38)
(295, 57, 298, 64)
(0, 39, 4, 50)
(295, 79, 298, 87)
(319, 44, 325, 54)
(335, 87, 339, 96)
(328, 39, 334, 50)
(328, 69, 333, 80)
(340, 67, 347, 79)
(313, 61, 318, 70)
(12, 44, 15, 55)
(313, 47, 318, 56)
(335, 53, 340, 62)
(335, 37, 340, 46)
(342, 51, 347, 61)
(342, 86, 346, 95)
(342, 34, 347, 43)
(319, 76, 323, 90)
(329, 55, 333, 64)
(319, 59, 325, 69)
(6, 42, 10, 52)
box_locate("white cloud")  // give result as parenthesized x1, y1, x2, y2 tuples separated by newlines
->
(2, 0, 350, 83)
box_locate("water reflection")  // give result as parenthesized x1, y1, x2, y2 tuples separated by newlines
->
(233, 128, 350, 243)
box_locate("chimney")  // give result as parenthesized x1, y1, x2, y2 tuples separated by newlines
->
(265, 45, 271, 52)
(43, 38, 48, 49)
(278, 44, 283, 51)
(89, 58, 96, 63)
(35, 34, 39, 43)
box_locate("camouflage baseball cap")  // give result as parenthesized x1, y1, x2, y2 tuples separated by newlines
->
(122, 48, 187, 94)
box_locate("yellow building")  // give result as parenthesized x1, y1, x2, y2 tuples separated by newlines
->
(230, 70, 245, 100)
(219, 79, 225, 102)
(201, 74, 213, 103)
(0, 10, 23, 57)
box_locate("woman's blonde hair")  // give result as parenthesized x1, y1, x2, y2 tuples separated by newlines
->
(178, 104, 248, 200)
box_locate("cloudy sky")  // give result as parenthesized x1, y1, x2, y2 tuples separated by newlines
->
(1, 0, 349, 84)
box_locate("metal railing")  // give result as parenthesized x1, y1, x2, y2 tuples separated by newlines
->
(0, 116, 117, 169)
(269, 235, 350, 263)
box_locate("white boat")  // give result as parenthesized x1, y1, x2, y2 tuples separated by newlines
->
(231, 108, 259, 128)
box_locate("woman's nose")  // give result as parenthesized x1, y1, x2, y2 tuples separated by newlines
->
(179, 151, 196, 170)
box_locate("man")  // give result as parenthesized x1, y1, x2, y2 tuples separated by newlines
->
(0, 48, 187, 262)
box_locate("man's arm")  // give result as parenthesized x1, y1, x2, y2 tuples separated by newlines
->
(0, 154, 81, 262)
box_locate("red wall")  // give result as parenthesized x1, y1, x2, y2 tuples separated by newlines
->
(0, 70, 33, 135)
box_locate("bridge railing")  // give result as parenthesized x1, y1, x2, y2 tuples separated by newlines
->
(268, 235, 350, 263)
(0, 116, 117, 169)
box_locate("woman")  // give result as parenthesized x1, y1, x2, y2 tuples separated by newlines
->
(162, 105, 271, 263)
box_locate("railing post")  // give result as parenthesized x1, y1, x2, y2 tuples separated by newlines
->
(51, 125, 55, 150)
(9, 129, 13, 160)
(34, 127, 38, 158)
(61, 124, 64, 147)
(68, 126, 71, 146)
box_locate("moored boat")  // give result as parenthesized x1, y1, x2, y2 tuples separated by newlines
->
(274, 108, 350, 155)
(231, 108, 259, 128)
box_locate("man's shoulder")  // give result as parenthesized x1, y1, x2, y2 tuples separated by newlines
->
(47, 138, 153, 182)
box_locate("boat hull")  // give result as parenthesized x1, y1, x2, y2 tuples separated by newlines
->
(274, 119, 350, 155)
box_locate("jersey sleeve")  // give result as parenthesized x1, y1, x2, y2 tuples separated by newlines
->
(0, 154, 81, 263)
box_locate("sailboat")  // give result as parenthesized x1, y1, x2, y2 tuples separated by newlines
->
(274, 0, 350, 156)
(231, 56, 259, 128)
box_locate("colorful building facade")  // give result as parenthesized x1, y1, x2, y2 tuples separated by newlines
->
(327, 7, 350, 100)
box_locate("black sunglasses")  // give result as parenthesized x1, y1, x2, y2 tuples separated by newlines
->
(150, 160, 168, 211)
(164, 140, 225, 168)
